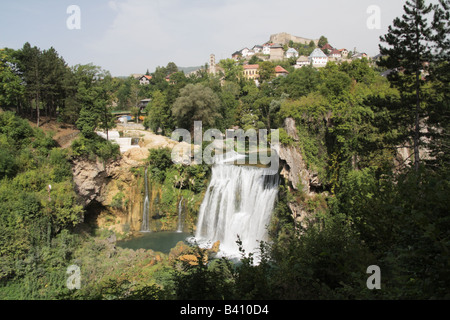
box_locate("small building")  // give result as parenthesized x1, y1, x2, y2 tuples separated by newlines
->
(263, 43, 272, 55)
(296, 55, 310, 68)
(339, 48, 349, 57)
(329, 49, 342, 59)
(232, 51, 242, 61)
(139, 75, 151, 85)
(352, 52, 368, 60)
(246, 49, 255, 58)
(241, 47, 250, 58)
(139, 99, 151, 111)
(252, 45, 263, 53)
(309, 48, 328, 67)
(275, 65, 289, 77)
(321, 43, 333, 51)
(285, 47, 299, 59)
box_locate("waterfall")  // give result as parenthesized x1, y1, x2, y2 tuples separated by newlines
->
(176, 196, 185, 233)
(141, 167, 150, 232)
(193, 164, 279, 259)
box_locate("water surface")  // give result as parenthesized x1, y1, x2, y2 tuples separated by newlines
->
(117, 232, 191, 253)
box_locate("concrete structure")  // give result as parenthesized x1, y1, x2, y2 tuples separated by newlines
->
(269, 43, 284, 61)
(96, 131, 140, 153)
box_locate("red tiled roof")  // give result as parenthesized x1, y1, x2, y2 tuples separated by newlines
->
(243, 64, 260, 69)
(275, 65, 288, 73)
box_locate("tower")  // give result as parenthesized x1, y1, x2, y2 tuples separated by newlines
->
(209, 54, 216, 74)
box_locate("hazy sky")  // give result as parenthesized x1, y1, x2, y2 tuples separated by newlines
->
(0, 0, 436, 76)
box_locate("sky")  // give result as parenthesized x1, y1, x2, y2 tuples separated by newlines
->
(0, 0, 437, 76)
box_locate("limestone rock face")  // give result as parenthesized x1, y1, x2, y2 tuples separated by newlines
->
(71, 159, 109, 206)
(71, 145, 150, 234)
(278, 144, 310, 193)
(70, 130, 192, 233)
(278, 118, 311, 193)
(283, 117, 299, 141)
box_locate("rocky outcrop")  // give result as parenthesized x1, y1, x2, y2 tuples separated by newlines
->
(71, 147, 149, 207)
(283, 117, 299, 141)
(278, 144, 310, 193)
(71, 130, 198, 234)
(72, 159, 110, 206)
(278, 117, 322, 195)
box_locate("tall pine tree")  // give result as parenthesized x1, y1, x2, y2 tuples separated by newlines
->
(378, 0, 433, 171)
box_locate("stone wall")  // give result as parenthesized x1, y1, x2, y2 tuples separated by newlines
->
(270, 32, 319, 46)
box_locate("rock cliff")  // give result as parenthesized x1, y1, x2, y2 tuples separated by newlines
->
(278, 118, 325, 227)
(71, 130, 180, 235)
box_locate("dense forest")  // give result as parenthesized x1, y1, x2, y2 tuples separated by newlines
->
(0, 0, 449, 300)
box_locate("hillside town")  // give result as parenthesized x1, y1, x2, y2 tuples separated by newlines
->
(229, 32, 369, 76)
(130, 32, 372, 87)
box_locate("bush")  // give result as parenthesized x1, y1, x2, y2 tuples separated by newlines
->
(71, 134, 120, 162)
(0, 149, 17, 179)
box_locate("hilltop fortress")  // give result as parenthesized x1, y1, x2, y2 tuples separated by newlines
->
(269, 32, 319, 46)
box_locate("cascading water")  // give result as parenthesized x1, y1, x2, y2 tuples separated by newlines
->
(193, 162, 279, 259)
(141, 167, 150, 232)
(177, 196, 185, 233)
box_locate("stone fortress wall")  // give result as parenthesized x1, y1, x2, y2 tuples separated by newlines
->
(270, 32, 319, 46)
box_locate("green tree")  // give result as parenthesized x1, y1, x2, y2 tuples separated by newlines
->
(218, 59, 243, 83)
(318, 35, 328, 48)
(0, 48, 25, 112)
(258, 61, 275, 82)
(378, 0, 433, 171)
(17, 43, 44, 127)
(144, 90, 172, 135)
(172, 83, 221, 132)
(278, 66, 320, 98)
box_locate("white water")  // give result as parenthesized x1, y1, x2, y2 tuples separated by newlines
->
(141, 167, 150, 232)
(177, 197, 184, 233)
(193, 164, 279, 259)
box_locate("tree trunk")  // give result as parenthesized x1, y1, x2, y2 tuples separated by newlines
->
(36, 93, 40, 128)
(414, 69, 420, 171)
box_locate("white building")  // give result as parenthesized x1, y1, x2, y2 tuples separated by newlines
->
(329, 49, 342, 59)
(285, 48, 299, 59)
(240, 47, 250, 57)
(252, 45, 263, 53)
(309, 48, 328, 67)
(263, 44, 272, 55)
(139, 75, 151, 85)
(296, 55, 310, 68)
